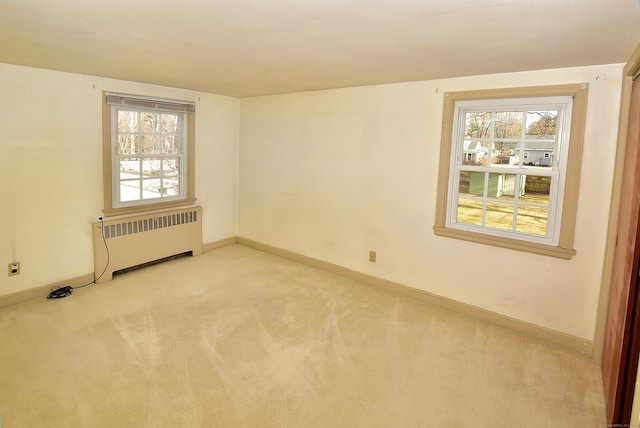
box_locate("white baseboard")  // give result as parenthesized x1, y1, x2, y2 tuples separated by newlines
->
(203, 236, 239, 253)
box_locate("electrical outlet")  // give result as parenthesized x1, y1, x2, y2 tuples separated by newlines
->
(8, 262, 20, 276)
(369, 250, 376, 263)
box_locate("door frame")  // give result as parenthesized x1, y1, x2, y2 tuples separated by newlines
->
(596, 44, 640, 366)
(597, 42, 640, 424)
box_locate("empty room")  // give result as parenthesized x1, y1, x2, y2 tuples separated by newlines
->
(1, 0, 640, 426)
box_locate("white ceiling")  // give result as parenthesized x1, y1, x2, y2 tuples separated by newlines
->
(0, 0, 638, 98)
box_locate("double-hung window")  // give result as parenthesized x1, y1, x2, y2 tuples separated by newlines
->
(102, 93, 196, 216)
(434, 84, 588, 259)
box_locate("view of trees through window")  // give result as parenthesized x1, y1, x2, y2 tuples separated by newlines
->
(462, 110, 558, 167)
(116, 110, 182, 203)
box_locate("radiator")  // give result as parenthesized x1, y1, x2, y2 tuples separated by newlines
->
(92, 206, 202, 282)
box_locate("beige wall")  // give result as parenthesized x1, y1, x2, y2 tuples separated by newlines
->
(0, 63, 239, 298)
(238, 64, 624, 340)
(0, 60, 625, 340)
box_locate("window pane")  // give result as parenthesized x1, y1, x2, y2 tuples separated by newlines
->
(118, 134, 139, 155)
(485, 202, 514, 231)
(521, 175, 551, 204)
(142, 179, 162, 199)
(163, 178, 180, 196)
(457, 198, 483, 226)
(458, 171, 471, 196)
(522, 144, 554, 168)
(140, 112, 159, 133)
(526, 111, 558, 138)
(523, 111, 557, 168)
(163, 159, 180, 178)
(465, 112, 491, 138)
(491, 144, 518, 166)
(462, 140, 488, 166)
(120, 182, 141, 202)
(467, 171, 486, 196)
(516, 206, 548, 236)
(141, 134, 160, 154)
(142, 159, 162, 177)
(160, 114, 178, 134)
(490, 147, 504, 166)
(162, 135, 179, 154)
(487, 173, 503, 199)
(118, 110, 139, 133)
(120, 158, 141, 179)
(493, 112, 523, 139)
(493, 173, 525, 201)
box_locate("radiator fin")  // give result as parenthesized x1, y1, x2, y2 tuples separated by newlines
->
(103, 209, 199, 239)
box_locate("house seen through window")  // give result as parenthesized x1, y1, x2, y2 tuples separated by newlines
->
(454, 101, 567, 242)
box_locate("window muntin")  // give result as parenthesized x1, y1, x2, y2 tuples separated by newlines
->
(447, 97, 573, 246)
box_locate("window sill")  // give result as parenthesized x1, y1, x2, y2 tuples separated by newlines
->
(103, 198, 198, 218)
(433, 226, 576, 259)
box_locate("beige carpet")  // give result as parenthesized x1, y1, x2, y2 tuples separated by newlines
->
(0, 244, 605, 427)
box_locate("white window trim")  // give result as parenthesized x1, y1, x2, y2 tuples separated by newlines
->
(445, 96, 573, 247)
(110, 105, 188, 209)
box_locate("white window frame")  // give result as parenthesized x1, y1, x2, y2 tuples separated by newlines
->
(102, 92, 197, 217)
(446, 96, 573, 247)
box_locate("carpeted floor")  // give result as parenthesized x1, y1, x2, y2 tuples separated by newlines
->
(0, 244, 606, 427)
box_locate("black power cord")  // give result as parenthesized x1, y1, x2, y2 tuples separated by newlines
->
(47, 285, 73, 299)
(47, 217, 111, 299)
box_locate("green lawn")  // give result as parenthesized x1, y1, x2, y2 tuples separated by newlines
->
(457, 198, 548, 236)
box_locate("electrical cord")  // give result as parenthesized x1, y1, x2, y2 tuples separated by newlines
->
(47, 217, 110, 299)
